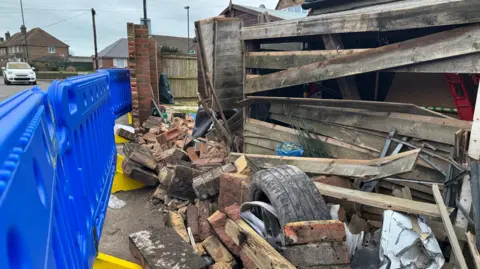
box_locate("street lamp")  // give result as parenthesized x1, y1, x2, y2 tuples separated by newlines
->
(185, 6, 190, 54)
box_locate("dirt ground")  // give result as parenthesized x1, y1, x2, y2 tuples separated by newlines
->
(99, 187, 165, 262)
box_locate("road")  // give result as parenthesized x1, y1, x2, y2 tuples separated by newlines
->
(0, 79, 50, 102)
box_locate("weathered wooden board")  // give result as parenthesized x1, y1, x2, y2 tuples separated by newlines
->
(231, 149, 420, 181)
(270, 104, 471, 145)
(246, 50, 480, 74)
(239, 96, 451, 118)
(245, 118, 377, 160)
(309, 0, 400, 15)
(225, 219, 296, 269)
(245, 50, 366, 70)
(244, 24, 480, 94)
(240, 0, 480, 40)
(315, 182, 449, 218)
(433, 184, 468, 269)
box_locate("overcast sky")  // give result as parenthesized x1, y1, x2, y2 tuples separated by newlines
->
(0, 0, 278, 56)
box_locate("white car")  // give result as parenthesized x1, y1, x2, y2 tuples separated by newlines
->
(2, 62, 36, 85)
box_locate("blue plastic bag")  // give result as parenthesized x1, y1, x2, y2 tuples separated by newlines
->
(276, 142, 304, 157)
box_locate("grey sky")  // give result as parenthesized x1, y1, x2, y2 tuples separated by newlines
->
(0, 0, 278, 56)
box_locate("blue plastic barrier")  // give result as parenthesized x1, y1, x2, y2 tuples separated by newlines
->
(1, 71, 118, 268)
(48, 72, 117, 268)
(0, 88, 58, 269)
(98, 69, 132, 119)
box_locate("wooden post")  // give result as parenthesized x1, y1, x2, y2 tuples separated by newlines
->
(469, 83, 480, 249)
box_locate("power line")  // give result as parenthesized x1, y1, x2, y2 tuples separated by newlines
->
(42, 11, 90, 28)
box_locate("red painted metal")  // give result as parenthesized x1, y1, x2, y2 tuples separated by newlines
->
(444, 73, 474, 121)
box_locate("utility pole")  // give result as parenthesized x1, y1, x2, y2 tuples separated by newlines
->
(185, 6, 190, 53)
(143, 0, 148, 25)
(91, 8, 99, 70)
(19, 0, 29, 62)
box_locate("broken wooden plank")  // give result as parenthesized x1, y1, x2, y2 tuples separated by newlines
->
(467, 232, 480, 269)
(239, 96, 451, 118)
(230, 149, 420, 181)
(129, 228, 206, 269)
(244, 24, 480, 94)
(315, 182, 449, 218)
(432, 184, 468, 269)
(202, 235, 235, 264)
(322, 34, 361, 100)
(270, 104, 470, 145)
(240, 1, 480, 40)
(208, 211, 242, 256)
(166, 211, 189, 243)
(225, 219, 296, 269)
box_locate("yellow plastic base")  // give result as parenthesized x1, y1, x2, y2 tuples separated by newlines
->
(111, 154, 145, 194)
(128, 112, 133, 125)
(94, 253, 142, 269)
(114, 135, 130, 144)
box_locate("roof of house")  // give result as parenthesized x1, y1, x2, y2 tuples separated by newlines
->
(152, 35, 195, 54)
(220, 4, 307, 20)
(98, 38, 128, 58)
(275, 0, 305, 10)
(2, 28, 68, 47)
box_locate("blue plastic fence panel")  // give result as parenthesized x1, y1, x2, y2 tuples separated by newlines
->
(98, 69, 132, 119)
(0, 88, 58, 269)
(48, 72, 117, 269)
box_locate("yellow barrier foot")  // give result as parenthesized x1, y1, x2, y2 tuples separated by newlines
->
(94, 253, 142, 269)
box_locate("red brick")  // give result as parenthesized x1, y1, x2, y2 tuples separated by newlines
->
(224, 204, 241, 221)
(284, 220, 346, 246)
(218, 173, 252, 212)
(198, 201, 213, 241)
(186, 147, 199, 161)
(208, 211, 241, 256)
(187, 205, 200, 242)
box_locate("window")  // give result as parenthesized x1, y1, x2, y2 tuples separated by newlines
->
(48, 47, 55, 53)
(295, 6, 301, 13)
(113, 58, 127, 68)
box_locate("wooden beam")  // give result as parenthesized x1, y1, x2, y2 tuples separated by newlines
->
(270, 104, 471, 145)
(230, 149, 420, 181)
(245, 50, 366, 70)
(246, 50, 480, 74)
(244, 24, 480, 94)
(315, 182, 449, 218)
(433, 184, 468, 269)
(308, 0, 400, 15)
(238, 96, 451, 118)
(240, 1, 480, 40)
(225, 219, 296, 269)
(467, 232, 480, 269)
(322, 34, 361, 100)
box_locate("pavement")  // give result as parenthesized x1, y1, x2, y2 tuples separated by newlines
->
(0, 79, 51, 101)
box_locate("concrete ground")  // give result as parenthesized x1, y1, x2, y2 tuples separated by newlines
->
(99, 188, 165, 262)
(0, 79, 50, 101)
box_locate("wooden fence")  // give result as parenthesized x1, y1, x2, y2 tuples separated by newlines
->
(158, 53, 198, 100)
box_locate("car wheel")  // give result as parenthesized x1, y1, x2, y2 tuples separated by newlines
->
(247, 165, 331, 246)
(4, 79, 10, 85)
(32, 81, 37, 85)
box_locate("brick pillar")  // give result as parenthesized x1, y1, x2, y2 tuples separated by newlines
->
(149, 37, 159, 104)
(127, 23, 152, 127)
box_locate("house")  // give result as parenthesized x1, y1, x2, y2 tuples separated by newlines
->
(220, 4, 306, 27)
(97, 35, 195, 69)
(97, 38, 128, 68)
(275, 0, 307, 12)
(0, 26, 69, 65)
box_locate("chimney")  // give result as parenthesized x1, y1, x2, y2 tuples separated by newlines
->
(20, 25, 27, 35)
(5, 31, 10, 40)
